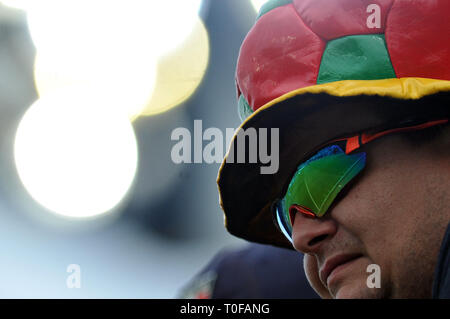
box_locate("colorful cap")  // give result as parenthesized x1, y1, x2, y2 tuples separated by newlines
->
(218, 0, 450, 248)
(237, 0, 450, 121)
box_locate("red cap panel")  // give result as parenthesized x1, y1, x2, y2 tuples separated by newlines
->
(236, 4, 325, 111)
(386, 0, 450, 80)
(293, 0, 393, 40)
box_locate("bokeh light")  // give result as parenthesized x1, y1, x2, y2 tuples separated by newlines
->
(19, 0, 204, 120)
(14, 87, 138, 218)
(33, 50, 157, 120)
(0, 0, 30, 10)
(250, 0, 267, 12)
(141, 16, 210, 116)
(26, 0, 202, 58)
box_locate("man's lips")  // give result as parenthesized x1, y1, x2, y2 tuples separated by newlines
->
(319, 253, 363, 287)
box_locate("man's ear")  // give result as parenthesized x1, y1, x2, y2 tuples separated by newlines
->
(303, 254, 333, 299)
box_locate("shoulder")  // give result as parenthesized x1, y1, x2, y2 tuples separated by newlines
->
(178, 243, 318, 299)
(432, 223, 450, 299)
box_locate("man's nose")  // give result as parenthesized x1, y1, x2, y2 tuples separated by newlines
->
(291, 208, 337, 253)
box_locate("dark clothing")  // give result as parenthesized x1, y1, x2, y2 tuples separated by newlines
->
(432, 223, 450, 299)
(179, 243, 319, 299)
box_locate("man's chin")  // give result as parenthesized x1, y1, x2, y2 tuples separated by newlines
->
(332, 282, 383, 299)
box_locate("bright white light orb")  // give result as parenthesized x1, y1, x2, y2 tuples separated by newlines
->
(28, 0, 204, 119)
(26, 0, 202, 58)
(14, 88, 138, 218)
(0, 0, 31, 10)
(250, 0, 267, 12)
(29, 0, 160, 119)
(33, 49, 157, 120)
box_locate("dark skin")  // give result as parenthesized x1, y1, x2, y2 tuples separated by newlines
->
(291, 131, 450, 298)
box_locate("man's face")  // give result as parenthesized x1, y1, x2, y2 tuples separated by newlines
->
(291, 135, 450, 298)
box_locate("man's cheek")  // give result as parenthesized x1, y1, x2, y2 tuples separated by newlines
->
(303, 254, 331, 298)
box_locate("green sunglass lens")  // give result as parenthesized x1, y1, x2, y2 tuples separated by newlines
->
(278, 145, 366, 237)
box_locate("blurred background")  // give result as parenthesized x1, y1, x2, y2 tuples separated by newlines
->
(0, 0, 266, 298)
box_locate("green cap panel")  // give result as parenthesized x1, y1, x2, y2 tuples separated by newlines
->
(283, 149, 366, 217)
(238, 94, 254, 122)
(257, 0, 293, 20)
(317, 34, 396, 84)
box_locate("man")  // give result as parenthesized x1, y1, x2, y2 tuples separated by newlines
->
(293, 126, 450, 298)
(217, 0, 450, 298)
